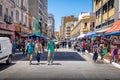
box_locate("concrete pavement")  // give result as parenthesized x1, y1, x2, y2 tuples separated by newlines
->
(0, 48, 120, 80)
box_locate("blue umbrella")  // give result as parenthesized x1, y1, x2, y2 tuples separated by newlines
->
(85, 32, 96, 37)
(29, 34, 44, 38)
(104, 31, 120, 37)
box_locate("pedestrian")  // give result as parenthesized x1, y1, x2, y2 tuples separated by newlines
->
(79, 40, 82, 54)
(47, 38, 55, 65)
(68, 41, 71, 48)
(82, 40, 86, 55)
(93, 42, 98, 63)
(98, 44, 104, 63)
(11, 39, 16, 56)
(25, 39, 35, 65)
(21, 40, 25, 55)
(35, 40, 43, 65)
(110, 41, 117, 63)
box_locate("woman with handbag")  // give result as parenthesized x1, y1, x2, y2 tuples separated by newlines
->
(35, 40, 43, 65)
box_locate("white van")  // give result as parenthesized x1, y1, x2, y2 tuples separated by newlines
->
(0, 37, 12, 64)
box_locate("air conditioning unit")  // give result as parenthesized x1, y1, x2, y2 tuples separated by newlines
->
(9, 16, 13, 24)
(4, 14, 9, 23)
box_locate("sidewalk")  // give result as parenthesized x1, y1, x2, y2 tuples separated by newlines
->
(89, 52, 120, 69)
(72, 48, 120, 69)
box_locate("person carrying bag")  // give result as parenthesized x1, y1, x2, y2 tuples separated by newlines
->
(35, 40, 43, 65)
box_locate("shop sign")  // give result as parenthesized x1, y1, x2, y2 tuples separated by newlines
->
(0, 24, 15, 31)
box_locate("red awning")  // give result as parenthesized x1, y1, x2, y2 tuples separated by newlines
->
(105, 20, 120, 34)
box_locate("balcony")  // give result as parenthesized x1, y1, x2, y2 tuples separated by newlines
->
(7, 0, 16, 8)
(4, 14, 13, 24)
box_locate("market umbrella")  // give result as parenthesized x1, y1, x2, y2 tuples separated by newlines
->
(104, 31, 120, 37)
(29, 34, 45, 39)
(77, 34, 85, 39)
(85, 32, 96, 37)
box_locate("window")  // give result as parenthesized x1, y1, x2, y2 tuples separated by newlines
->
(102, 22, 108, 27)
(11, 11, 13, 18)
(108, 0, 114, 10)
(84, 22, 87, 28)
(6, 8, 8, 15)
(0, 5, 2, 17)
(103, 3, 108, 14)
(108, 19, 114, 25)
(96, 25, 101, 29)
(16, 10, 19, 22)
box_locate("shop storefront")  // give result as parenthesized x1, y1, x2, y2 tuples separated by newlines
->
(14, 23, 21, 40)
(19, 26, 29, 39)
(0, 23, 15, 40)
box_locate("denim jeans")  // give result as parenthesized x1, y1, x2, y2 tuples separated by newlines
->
(80, 47, 82, 53)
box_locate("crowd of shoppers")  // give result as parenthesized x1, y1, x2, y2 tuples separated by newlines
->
(71, 35, 120, 64)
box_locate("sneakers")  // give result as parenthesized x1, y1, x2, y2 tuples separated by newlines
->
(47, 63, 50, 65)
(37, 62, 40, 65)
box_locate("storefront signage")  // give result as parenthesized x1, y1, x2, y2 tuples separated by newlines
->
(0, 24, 15, 31)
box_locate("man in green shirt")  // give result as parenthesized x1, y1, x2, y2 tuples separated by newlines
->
(47, 38, 55, 65)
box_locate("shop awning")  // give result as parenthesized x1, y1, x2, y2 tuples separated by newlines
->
(105, 20, 120, 33)
(17, 32, 28, 37)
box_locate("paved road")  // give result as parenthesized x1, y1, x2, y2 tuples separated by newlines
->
(0, 48, 120, 80)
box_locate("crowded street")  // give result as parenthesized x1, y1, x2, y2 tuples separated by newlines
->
(1, 0, 120, 80)
(0, 48, 120, 80)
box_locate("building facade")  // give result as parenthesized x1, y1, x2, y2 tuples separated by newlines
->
(61, 15, 78, 39)
(28, 0, 48, 36)
(71, 12, 95, 38)
(65, 21, 74, 39)
(0, 0, 33, 40)
(47, 13, 55, 38)
(79, 12, 95, 34)
(94, 0, 119, 33)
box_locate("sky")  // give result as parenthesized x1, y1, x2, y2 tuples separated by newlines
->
(48, 0, 93, 31)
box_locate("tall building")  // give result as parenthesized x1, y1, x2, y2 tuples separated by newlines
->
(65, 21, 74, 39)
(94, 0, 118, 33)
(61, 15, 78, 39)
(47, 13, 55, 38)
(28, 0, 48, 36)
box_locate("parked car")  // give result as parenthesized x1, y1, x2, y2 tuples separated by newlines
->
(0, 37, 12, 64)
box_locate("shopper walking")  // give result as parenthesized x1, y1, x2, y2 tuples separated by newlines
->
(47, 38, 55, 65)
(25, 39, 35, 65)
(21, 40, 25, 55)
(93, 42, 98, 63)
(82, 40, 86, 55)
(11, 39, 16, 56)
(35, 40, 43, 65)
(98, 44, 104, 63)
